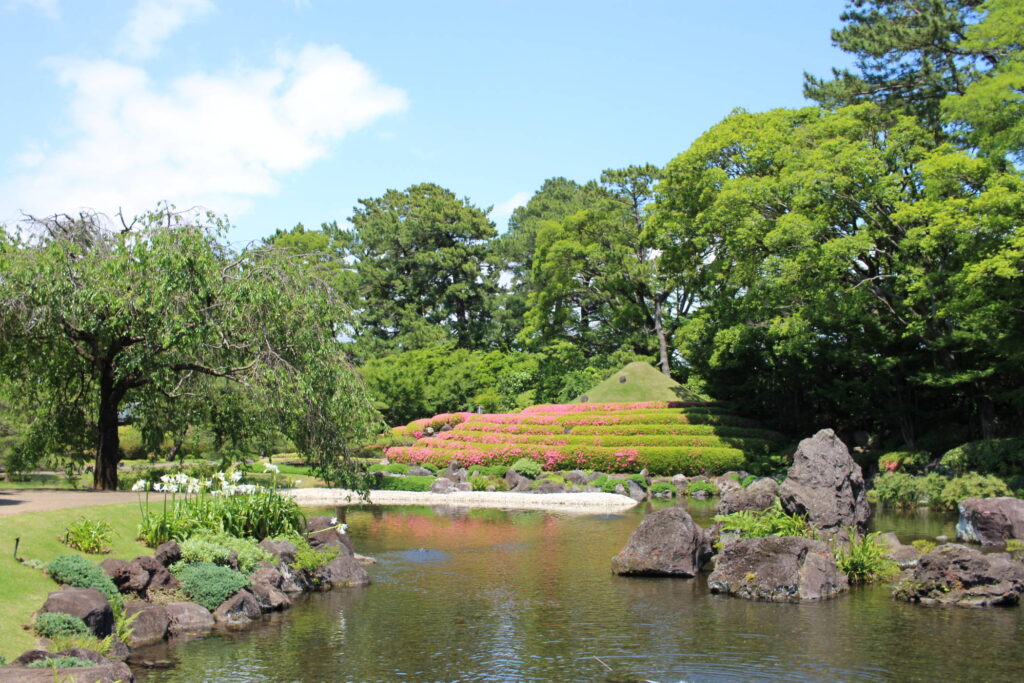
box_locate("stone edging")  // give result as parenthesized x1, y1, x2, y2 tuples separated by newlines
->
(285, 488, 640, 511)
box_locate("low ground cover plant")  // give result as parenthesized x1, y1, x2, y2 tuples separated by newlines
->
(172, 562, 250, 611)
(649, 481, 678, 495)
(372, 475, 436, 492)
(46, 555, 122, 608)
(834, 531, 899, 583)
(34, 612, 88, 639)
(713, 500, 809, 539)
(63, 517, 115, 554)
(27, 656, 96, 669)
(178, 533, 272, 574)
(685, 480, 718, 497)
(510, 458, 542, 478)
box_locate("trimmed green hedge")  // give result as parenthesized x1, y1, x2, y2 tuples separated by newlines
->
(372, 475, 437, 492)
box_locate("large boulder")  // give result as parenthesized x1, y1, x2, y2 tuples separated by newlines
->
(611, 508, 712, 577)
(429, 477, 458, 494)
(877, 532, 921, 569)
(250, 580, 293, 611)
(716, 477, 778, 515)
(123, 601, 169, 647)
(259, 539, 298, 566)
(40, 587, 113, 637)
(313, 554, 372, 588)
(708, 536, 849, 602)
(154, 541, 182, 567)
(165, 601, 214, 637)
(212, 589, 262, 627)
(893, 544, 1024, 607)
(956, 497, 1024, 546)
(504, 469, 533, 492)
(779, 429, 869, 533)
(306, 516, 354, 553)
(0, 660, 134, 683)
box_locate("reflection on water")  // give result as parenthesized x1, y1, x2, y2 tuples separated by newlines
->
(135, 502, 1024, 682)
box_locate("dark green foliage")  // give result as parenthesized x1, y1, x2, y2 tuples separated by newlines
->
(172, 562, 250, 611)
(940, 438, 1024, 477)
(936, 472, 1012, 509)
(46, 555, 122, 608)
(372, 475, 436, 492)
(510, 458, 543, 478)
(369, 463, 412, 474)
(289, 544, 340, 572)
(469, 474, 509, 491)
(834, 531, 899, 583)
(649, 481, 678, 495)
(685, 480, 718, 497)
(178, 534, 273, 575)
(34, 612, 89, 638)
(869, 471, 1012, 509)
(878, 451, 932, 474)
(713, 500, 810, 539)
(27, 656, 95, 669)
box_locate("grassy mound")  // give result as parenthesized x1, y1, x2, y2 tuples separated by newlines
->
(387, 400, 784, 476)
(577, 362, 703, 403)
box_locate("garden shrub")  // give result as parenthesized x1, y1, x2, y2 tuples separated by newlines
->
(467, 464, 509, 477)
(713, 500, 808, 539)
(27, 656, 96, 669)
(877, 451, 931, 474)
(63, 517, 115, 554)
(47, 555, 122, 608)
(940, 438, 1024, 478)
(178, 533, 273, 574)
(34, 612, 88, 638)
(935, 473, 1012, 511)
(685, 480, 718, 497)
(510, 458, 542, 478)
(867, 472, 947, 509)
(289, 543, 340, 572)
(649, 481, 678, 495)
(172, 562, 250, 611)
(469, 475, 509, 491)
(46, 633, 111, 655)
(833, 531, 899, 583)
(372, 475, 436, 492)
(911, 539, 936, 554)
(369, 463, 412, 475)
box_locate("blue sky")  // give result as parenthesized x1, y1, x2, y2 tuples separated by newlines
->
(1, 0, 853, 245)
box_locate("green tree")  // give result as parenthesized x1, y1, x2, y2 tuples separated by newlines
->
(0, 208, 382, 489)
(345, 183, 500, 357)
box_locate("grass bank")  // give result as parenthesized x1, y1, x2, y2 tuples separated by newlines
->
(0, 501, 158, 660)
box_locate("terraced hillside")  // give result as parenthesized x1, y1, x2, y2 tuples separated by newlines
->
(386, 401, 784, 476)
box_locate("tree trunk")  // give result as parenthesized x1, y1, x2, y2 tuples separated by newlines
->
(93, 372, 123, 490)
(654, 297, 671, 376)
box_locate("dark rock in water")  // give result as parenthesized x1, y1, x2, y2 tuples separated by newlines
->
(957, 497, 1024, 546)
(407, 466, 433, 477)
(260, 539, 299, 566)
(250, 565, 284, 589)
(313, 553, 371, 588)
(41, 587, 113, 637)
(154, 540, 181, 567)
(250, 580, 293, 611)
(278, 562, 313, 593)
(212, 589, 262, 627)
(708, 536, 849, 602)
(107, 638, 130, 662)
(779, 429, 869, 533)
(611, 508, 711, 577)
(306, 516, 354, 553)
(430, 477, 458, 494)
(893, 544, 1024, 607)
(166, 601, 214, 637)
(716, 477, 778, 515)
(877, 532, 921, 569)
(124, 601, 169, 647)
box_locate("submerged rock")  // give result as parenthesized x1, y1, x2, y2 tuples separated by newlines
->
(611, 508, 711, 577)
(893, 544, 1024, 607)
(708, 536, 849, 602)
(956, 497, 1024, 546)
(779, 429, 869, 533)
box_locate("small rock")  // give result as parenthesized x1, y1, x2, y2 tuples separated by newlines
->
(430, 477, 458, 494)
(259, 539, 298, 566)
(626, 479, 648, 502)
(564, 470, 589, 485)
(154, 541, 181, 567)
(250, 581, 292, 611)
(612, 508, 711, 577)
(877, 532, 921, 569)
(123, 602, 169, 647)
(40, 587, 113, 637)
(716, 477, 778, 515)
(250, 566, 284, 588)
(166, 601, 215, 637)
(313, 554, 371, 588)
(536, 481, 567, 494)
(407, 466, 432, 477)
(212, 590, 262, 627)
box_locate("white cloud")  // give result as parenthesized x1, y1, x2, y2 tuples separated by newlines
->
(5, 0, 59, 18)
(117, 0, 214, 60)
(2, 45, 407, 221)
(489, 191, 530, 229)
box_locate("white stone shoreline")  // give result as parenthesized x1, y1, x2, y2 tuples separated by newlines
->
(285, 487, 639, 512)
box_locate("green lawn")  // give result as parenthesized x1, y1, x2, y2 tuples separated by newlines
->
(0, 501, 158, 660)
(579, 361, 703, 403)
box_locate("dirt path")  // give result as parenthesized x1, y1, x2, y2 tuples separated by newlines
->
(0, 489, 137, 517)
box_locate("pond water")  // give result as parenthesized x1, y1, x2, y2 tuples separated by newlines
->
(134, 502, 1024, 682)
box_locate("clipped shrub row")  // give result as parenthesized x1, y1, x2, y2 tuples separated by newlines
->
(386, 444, 745, 476)
(567, 423, 784, 441)
(868, 471, 1012, 511)
(422, 432, 774, 452)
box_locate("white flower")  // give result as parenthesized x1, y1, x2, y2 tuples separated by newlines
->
(230, 470, 243, 483)
(330, 516, 338, 525)
(340, 523, 348, 534)
(131, 479, 147, 492)
(164, 483, 179, 493)
(295, 480, 302, 486)
(153, 483, 164, 492)
(216, 472, 227, 482)
(263, 463, 280, 473)
(159, 474, 171, 483)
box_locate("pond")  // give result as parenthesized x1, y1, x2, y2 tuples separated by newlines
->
(134, 501, 1024, 682)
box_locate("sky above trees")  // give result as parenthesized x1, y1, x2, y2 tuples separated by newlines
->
(0, 0, 852, 243)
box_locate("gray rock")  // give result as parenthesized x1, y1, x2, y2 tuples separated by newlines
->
(212, 589, 262, 627)
(715, 474, 742, 495)
(443, 464, 469, 483)
(611, 508, 712, 577)
(565, 470, 589, 485)
(0, 662, 134, 682)
(41, 587, 113, 637)
(99, 558, 128, 582)
(455, 481, 473, 492)
(956, 497, 1024, 546)
(123, 601, 169, 647)
(407, 466, 433, 477)
(250, 581, 292, 611)
(306, 516, 354, 553)
(154, 540, 181, 567)
(250, 565, 284, 588)
(717, 477, 778, 515)
(587, 471, 604, 483)
(117, 556, 179, 597)
(430, 477, 458, 494)
(627, 479, 648, 502)
(877, 532, 921, 568)
(165, 601, 214, 637)
(536, 481, 567, 494)
(708, 536, 849, 602)
(504, 469, 533, 492)
(278, 562, 313, 593)
(259, 539, 298, 566)
(313, 554, 371, 588)
(779, 429, 870, 533)
(690, 489, 710, 500)
(893, 544, 1024, 606)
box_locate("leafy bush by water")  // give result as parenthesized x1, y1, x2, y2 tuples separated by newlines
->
(172, 562, 250, 611)
(935, 473, 1011, 510)
(868, 472, 947, 509)
(833, 531, 898, 583)
(713, 500, 809, 539)
(649, 481, 678, 495)
(46, 555, 122, 608)
(34, 612, 88, 638)
(178, 533, 273, 574)
(685, 480, 718, 497)
(372, 474, 436, 491)
(940, 438, 1024, 478)
(510, 458, 542, 478)
(63, 517, 115, 554)
(877, 451, 931, 474)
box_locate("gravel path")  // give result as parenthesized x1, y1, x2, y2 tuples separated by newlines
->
(287, 488, 640, 512)
(0, 489, 138, 517)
